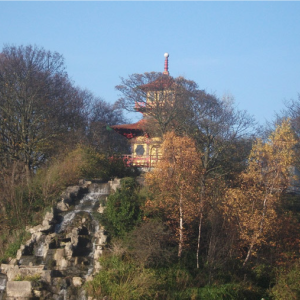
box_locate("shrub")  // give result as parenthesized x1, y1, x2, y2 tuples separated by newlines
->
(107, 156, 140, 179)
(126, 219, 173, 267)
(78, 146, 110, 180)
(101, 177, 143, 237)
(85, 254, 157, 300)
(270, 261, 300, 300)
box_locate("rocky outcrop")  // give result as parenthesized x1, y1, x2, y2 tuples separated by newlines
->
(0, 178, 121, 300)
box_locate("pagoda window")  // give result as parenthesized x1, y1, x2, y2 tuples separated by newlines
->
(147, 91, 155, 103)
(135, 145, 145, 156)
(147, 91, 165, 106)
(157, 91, 163, 101)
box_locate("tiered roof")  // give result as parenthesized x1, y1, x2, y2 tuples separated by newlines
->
(139, 74, 174, 91)
(111, 53, 171, 140)
(111, 119, 147, 139)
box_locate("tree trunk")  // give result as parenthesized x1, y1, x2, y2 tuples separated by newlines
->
(178, 190, 183, 258)
(197, 211, 203, 268)
(243, 194, 268, 267)
(24, 163, 31, 185)
(196, 178, 205, 268)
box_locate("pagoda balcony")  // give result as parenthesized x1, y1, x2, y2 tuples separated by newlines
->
(120, 154, 161, 169)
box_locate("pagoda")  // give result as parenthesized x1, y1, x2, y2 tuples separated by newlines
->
(111, 53, 173, 169)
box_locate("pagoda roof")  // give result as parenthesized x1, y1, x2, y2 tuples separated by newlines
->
(111, 119, 147, 139)
(139, 75, 175, 91)
(111, 119, 147, 131)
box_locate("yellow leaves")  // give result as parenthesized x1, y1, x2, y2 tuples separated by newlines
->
(224, 120, 298, 264)
(247, 120, 297, 191)
(246, 120, 297, 193)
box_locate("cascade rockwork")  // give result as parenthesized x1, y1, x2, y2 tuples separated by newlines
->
(0, 178, 121, 300)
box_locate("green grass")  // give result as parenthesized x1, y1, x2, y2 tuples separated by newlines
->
(14, 273, 41, 282)
(0, 229, 31, 263)
(85, 251, 267, 300)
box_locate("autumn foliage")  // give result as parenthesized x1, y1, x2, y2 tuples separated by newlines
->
(143, 120, 300, 282)
(2, 47, 300, 298)
(94, 120, 300, 299)
(146, 132, 202, 257)
(224, 120, 297, 266)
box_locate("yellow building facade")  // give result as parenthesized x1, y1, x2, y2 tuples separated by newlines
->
(131, 135, 162, 168)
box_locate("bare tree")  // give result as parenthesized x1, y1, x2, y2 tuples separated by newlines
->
(87, 97, 129, 154)
(280, 94, 300, 134)
(190, 92, 255, 178)
(0, 45, 90, 179)
(189, 92, 255, 268)
(115, 72, 195, 136)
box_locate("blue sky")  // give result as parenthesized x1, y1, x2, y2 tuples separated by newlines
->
(1, 2, 300, 125)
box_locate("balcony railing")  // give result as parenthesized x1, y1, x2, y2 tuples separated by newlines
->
(121, 154, 161, 168)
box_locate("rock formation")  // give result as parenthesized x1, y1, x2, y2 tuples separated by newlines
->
(0, 178, 120, 300)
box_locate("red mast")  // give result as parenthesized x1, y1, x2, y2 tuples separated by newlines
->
(163, 52, 169, 75)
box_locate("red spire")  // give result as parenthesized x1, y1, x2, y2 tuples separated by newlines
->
(163, 53, 169, 75)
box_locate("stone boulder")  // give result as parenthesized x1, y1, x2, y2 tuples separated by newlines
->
(7, 265, 44, 281)
(109, 178, 121, 192)
(42, 210, 54, 227)
(56, 200, 69, 212)
(0, 264, 18, 276)
(73, 276, 83, 287)
(28, 223, 52, 234)
(6, 281, 32, 298)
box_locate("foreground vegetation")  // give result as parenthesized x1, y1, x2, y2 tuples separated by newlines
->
(2, 44, 300, 299)
(86, 251, 261, 300)
(86, 121, 300, 299)
(87, 175, 300, 300)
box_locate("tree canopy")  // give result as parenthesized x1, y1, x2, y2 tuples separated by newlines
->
(0, 45, 88, 176)
(0, 45, 129, 180)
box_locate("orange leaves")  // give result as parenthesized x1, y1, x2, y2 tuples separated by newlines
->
(147, 131, 201, 194)
(145, 132, 202, 256)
